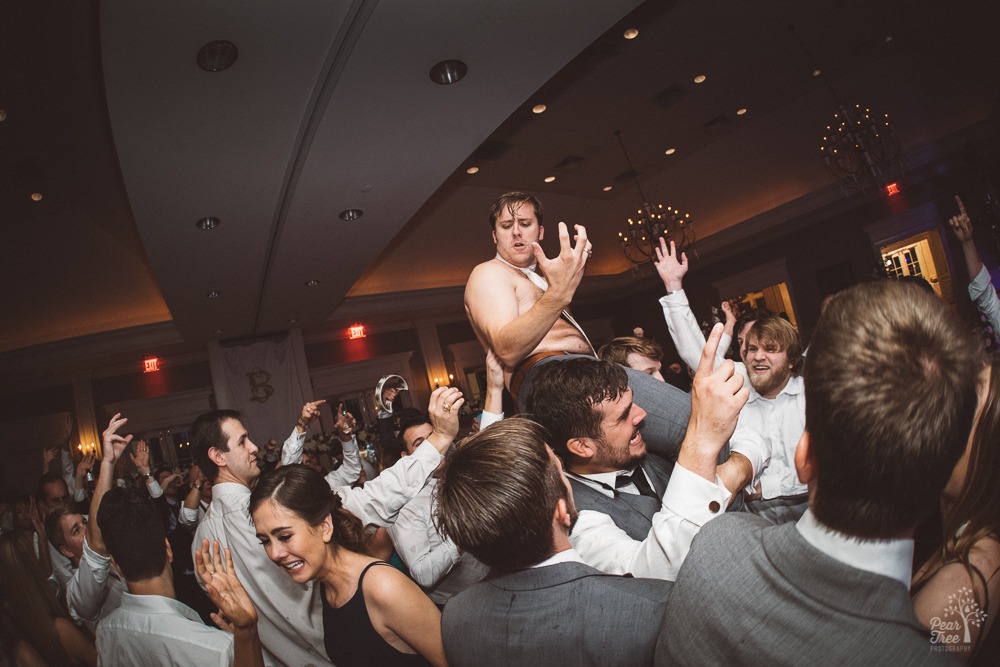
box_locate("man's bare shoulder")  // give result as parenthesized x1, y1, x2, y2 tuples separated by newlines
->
(467, 259, 517, 290)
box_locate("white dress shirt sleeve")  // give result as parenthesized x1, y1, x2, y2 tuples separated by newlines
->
(659, 290, 726, 371)
(66, 536, 111, 623)
(728, 422, 771, 495)
(569, 464, 730, 581)
(479, 411, 504, 431)
(969, 264, 1000, 337)
(178, 505, 200, 528)
(387, 487, 460, 588)
(336, 440, 442, 527)
(324, 436, 362, 488)
(280, 428, 306, 466)
(60, 448, 88, 502)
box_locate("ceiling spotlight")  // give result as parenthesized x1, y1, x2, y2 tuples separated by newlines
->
(885, 34, 893, 42)
(693, 74, 706, 84)
(429, 59, 468, 85)
(603, 185, 613, 192)
(812, 68, 822, 77)
(466, 166, 479, 174)
(196, 40, 239, 72)
(305, 279, 320, 287)
(196, 216, 220, 230)
(532, 104, 547, 114)
(736, 108, 748, 116)
(544, 176, 556, 183)
(206, 290, 221, 299)
(664, 148, 676, 155)
(30, 192, 43, 201)
(288, 318, 299, 325)
(339, 208, 363, 221)
(213, 328, 223, 335)
(0, 109, 6, 122)
(623, 28, 639, 40)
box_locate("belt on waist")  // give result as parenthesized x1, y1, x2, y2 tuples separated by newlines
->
(509, 351, 572, 401)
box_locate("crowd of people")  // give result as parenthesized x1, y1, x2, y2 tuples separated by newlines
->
(1, 192, 998, 666)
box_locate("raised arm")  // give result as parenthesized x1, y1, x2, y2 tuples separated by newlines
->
(281, 399, 327, 466)
(87, 415, 132, 556)
(465, 222, 591, 367)
(950, 194, 1000, 336)
(323, 404, 363, 488)
(479, 350, 506, 430)
(654, 239, 723, 370)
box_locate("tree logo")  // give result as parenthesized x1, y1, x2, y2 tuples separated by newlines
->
(929, 586, 987, 652)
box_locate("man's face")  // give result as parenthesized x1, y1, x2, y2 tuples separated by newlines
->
(745, 335, 793, 399)
(625, 352, 664, 382)
(737, 320, 755, 365)
(156, 470, 181, 498)
(592, 388, 647, 471)
(492, 201, 543, 268)
(216, 419, 260, 487)
(58, 512, 87, 562)
(401, 423, 433, 456)
(40, 479, 69, 515)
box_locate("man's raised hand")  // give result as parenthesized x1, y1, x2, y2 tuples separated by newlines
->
(531, 222, 591, 305)
(949, 195, 974, 243)
(654, 238, 688, 293)
(102, 413, 133, 465)
(426, 386, 464, 454)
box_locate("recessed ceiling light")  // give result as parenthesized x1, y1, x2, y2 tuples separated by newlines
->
(812, 68, 822, 77)
(429, 59, 468, 85)
(30, 192, 43, 201)
(196, 216, 220, 230)
(196, 40, 238, 72)
(664, 148, 676, 155)
(339, 209, 363, 221)
(544, 176, 556, 183)
(623, 28, 639, 40)
(693, 74, 706, 84)
(885, 34, 893, 43)
(288, 318, 299, 325)
(305, 279, 320, 287)
(0, 110, 7, 122)
(466, 166, 479, 174)
(736, 108, 748, 116)
(532, 104, 547, 114)
(207, 290, 221, 299)
(603, 185, 613, 192)
(213, 328, 223, 335)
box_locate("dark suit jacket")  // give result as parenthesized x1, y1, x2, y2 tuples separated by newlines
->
(656, 514, 958, 666)
(443, 560, 671, 666)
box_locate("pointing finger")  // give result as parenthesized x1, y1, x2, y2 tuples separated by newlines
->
(697, 323, 725, 377)
(956, 195, 967, 217)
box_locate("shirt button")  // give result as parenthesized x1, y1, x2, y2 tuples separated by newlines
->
(708, 500, 721, 513)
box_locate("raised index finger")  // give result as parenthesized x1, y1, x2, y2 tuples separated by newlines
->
(956, 195, 967, 217)
(697, 323, 725, 377)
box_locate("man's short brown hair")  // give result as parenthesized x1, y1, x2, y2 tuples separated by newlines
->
(805, 280, 981, 538)
(524, 358, 629, 459)
(435, 418, 565, 571)
(43, 500, 78, 553)
(489, 192, 543, 229)
(599, 336, 664, 368)
(746, 315, 804, 375)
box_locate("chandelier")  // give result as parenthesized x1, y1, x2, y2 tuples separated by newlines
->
(820, 103, 901, 188)
(613, 131, 694, 265)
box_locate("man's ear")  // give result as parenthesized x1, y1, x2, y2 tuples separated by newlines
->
(109, 555, 124, 580)
(794, 431, 816, 484)
(207, 447, 228, 469)
(566, 438, 594, 461)
(538, 225, 544, 241)
(553, 498, 571, 529)
(491, 229, 498, 246)
(164, 537, 173, 565)
(58, 545, 75, 561)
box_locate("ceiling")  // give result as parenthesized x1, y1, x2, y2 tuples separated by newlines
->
(2, 0, 999, 360)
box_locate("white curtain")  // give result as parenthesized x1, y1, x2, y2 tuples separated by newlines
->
(207, 329, 314, 444)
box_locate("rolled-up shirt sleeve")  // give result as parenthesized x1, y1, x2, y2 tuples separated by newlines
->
(324, 436, 362, 488)
(969, 265, 1000, 337)
(570, 464, 730, 581)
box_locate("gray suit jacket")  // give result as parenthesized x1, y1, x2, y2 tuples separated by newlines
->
(656, 514, 958, 666)
(443, 561, 671, 666)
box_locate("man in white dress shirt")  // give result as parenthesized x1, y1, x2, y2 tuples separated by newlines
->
(192, 386, 464, 667)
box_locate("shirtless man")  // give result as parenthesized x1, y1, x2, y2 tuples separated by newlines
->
(465, 192, 711, 461)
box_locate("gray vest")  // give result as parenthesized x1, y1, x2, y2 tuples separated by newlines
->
(568, 454, 674, 541)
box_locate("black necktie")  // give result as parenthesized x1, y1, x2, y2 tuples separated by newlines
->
(615, 469, 658, 499)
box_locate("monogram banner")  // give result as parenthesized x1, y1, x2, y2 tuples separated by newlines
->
(207, 329, 314, 445)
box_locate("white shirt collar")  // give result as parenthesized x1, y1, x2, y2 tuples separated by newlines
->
(530, 547, 586, 569)
(568, 467, 645, 498)
(795, 509, 914, 589)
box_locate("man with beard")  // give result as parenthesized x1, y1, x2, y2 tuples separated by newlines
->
(435, 417, 672, 667)
(525, 330, 768, 580)
(738, 314, 808, 522)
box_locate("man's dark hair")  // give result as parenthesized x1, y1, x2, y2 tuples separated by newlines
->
(36, 472, 68, 504)
(524, 358, 629, 458)
(191, 409, 241, 482)
(489, 192, 543, 229)
(43, 499, 78, 553)
(435, 418, 565, 571)
(98, 487, 167, 582)
(805, 280, 981, 538)
(397, 413, 431, 439)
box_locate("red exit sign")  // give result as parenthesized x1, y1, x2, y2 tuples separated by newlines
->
(885, 182, 900, 197)
(349, 324, 366, 339)
(143, 357, 160, 373)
